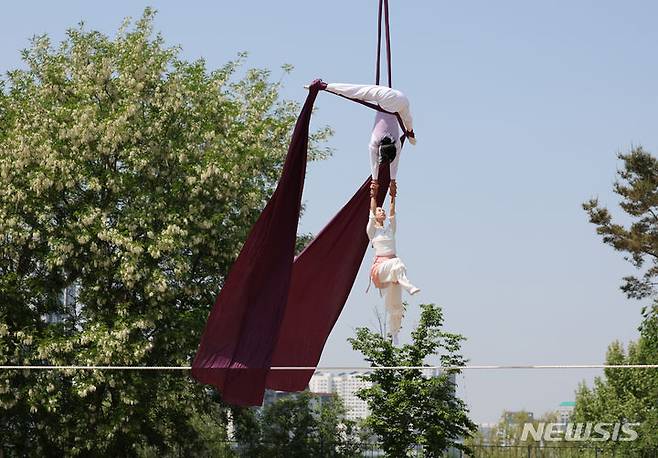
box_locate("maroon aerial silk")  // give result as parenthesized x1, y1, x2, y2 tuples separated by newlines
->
(192, 81, 390, 405)
(265, 168, 390, 392)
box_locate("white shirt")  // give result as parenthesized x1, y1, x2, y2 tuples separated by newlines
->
(366, 211, 396, 256)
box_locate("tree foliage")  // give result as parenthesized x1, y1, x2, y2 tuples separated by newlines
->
(348, 303, 477, 457)
(231, 391, 364, 457)
(0, 8, 330, 456)
(576, 147, 658, 455)
(583, 147, 658, 313)
(465, 410, 567, 449)
(572, 313, 658, 455)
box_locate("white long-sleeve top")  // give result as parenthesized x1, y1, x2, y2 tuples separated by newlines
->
(368, 112, 401, 179)
(366, 210, 397, 256)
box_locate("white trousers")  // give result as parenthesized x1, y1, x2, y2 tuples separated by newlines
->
(375, 257, 418, 339)
(324, 83, 414, 133)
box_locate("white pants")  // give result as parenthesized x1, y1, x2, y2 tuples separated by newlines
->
(324, 83, 414, 133)
(375, 257, 418, 338)
(385, 283, 404, 341)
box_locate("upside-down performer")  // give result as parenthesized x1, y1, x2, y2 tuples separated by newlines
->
(323, 83, 416, 194)
(366, 179, 420, 343)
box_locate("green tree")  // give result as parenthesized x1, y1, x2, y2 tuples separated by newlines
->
(231, 391, 363, 457)
(572, 314, 658, 455)
(315, 393, 366, 457)
(0, 8, 330, 456)
(583, 147, 658, 315)
(348, 303, 477, 457)
(576, 147, 658, 455)
(481, 411, 537, 447)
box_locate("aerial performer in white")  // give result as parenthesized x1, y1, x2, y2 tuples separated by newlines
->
(322, 82, 416, 195)
(366, 179, 420, 343)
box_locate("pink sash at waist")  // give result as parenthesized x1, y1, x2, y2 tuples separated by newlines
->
(369, 254, 397, 289)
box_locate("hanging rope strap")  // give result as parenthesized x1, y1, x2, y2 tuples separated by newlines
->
(375, 0, 383, 85)
(384, 0, 392, 88)
(316, 1, 411, 144)
(374, 0, 410, 145)
(375, 0, 393, 88)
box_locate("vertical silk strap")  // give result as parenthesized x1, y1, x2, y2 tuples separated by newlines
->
(375, 0, 393, 88)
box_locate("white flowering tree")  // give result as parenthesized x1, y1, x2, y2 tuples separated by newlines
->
(0, 9, 330, 456)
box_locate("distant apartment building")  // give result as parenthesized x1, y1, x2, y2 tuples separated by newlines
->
(309, 371, 371, 421)
(556, 401, 575, 433)
(333, 372, 372, 421)
(308, 371, 333, 394)
(309, 368, 454, 422)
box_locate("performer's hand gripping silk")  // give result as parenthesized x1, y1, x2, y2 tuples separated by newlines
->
(366, 181, 420, 342)
(323, 83, 416, 193)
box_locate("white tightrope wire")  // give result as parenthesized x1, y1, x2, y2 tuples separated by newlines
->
(1, 364, 658, 371)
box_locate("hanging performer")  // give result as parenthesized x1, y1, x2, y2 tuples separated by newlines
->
(366, 179, 420, 343)
(322, 83, 416, 193)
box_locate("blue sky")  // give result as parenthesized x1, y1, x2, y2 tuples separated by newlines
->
(3, 1, 657, 423)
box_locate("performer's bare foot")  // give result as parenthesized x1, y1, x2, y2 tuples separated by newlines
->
(409, 287, 420, 295)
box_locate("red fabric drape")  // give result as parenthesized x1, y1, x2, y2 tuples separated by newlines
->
(191, 84, 321, 406)
(265, 167, 389, 391)
(192, 82, 391, 405)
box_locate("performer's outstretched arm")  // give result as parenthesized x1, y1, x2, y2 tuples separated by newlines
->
(366, 180, 379, 240)
(370, 180, 379, 215)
